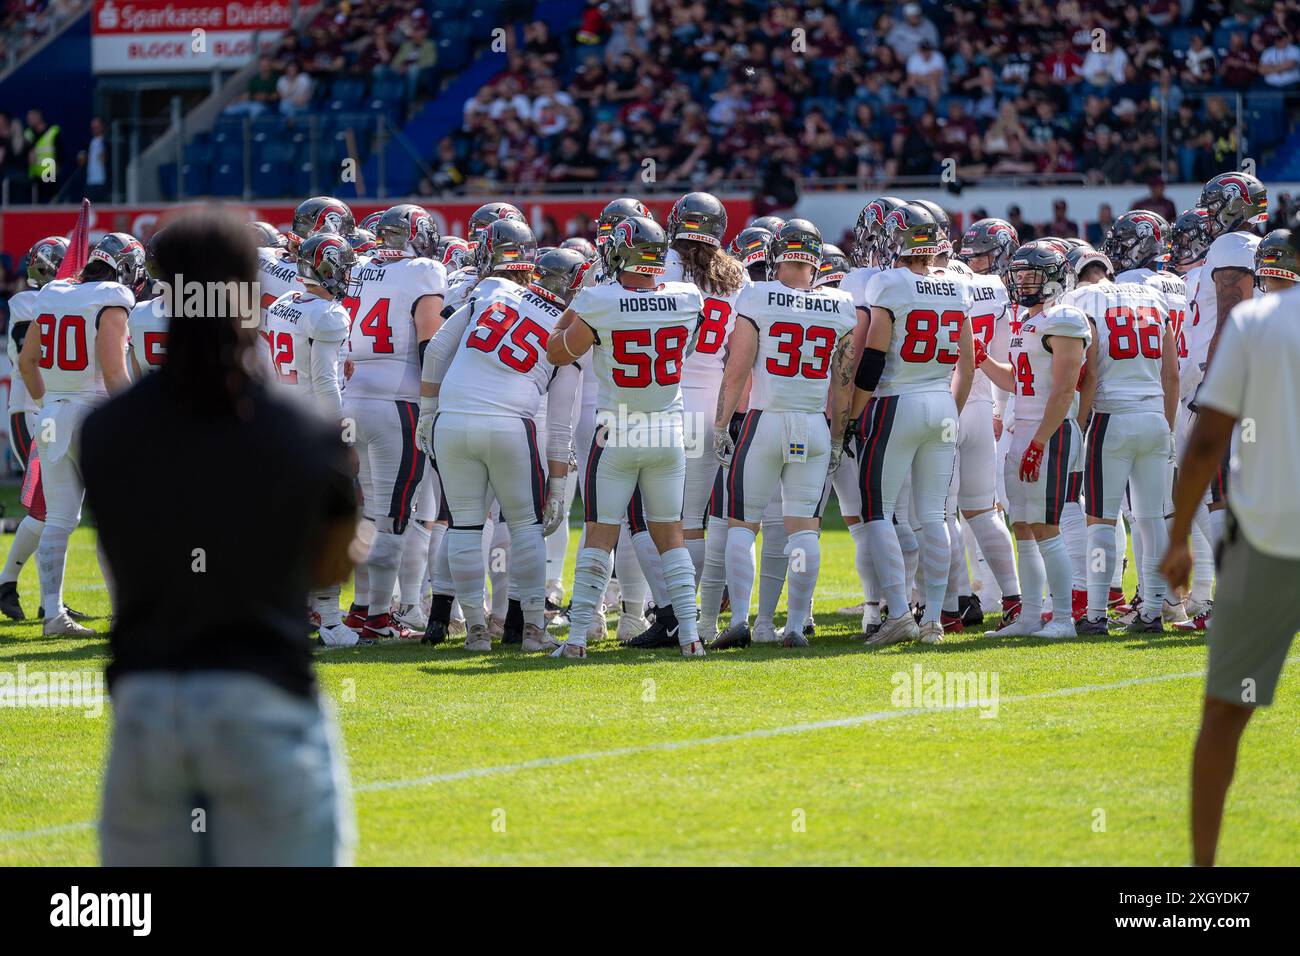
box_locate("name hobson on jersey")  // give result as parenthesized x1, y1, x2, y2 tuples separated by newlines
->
(154, 274, 262, 328)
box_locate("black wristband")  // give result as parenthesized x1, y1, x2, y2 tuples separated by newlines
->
(855, 347, 887, 391)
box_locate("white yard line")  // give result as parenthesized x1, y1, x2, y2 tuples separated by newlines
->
(5, 659, 1292, 846)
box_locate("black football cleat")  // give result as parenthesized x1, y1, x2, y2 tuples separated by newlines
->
(860, 622, 882, 641)
(803, 617, 816, 637)
(1126, 614, 1163, 634)
(626, 618, 680, 648)
(0, 581, 25, 620)
(959, 594, 983, 628)
(421, 619, 448, 646)
(501, 625, 523, 645)
(708, 622, 751, 650)
(1075, 616, 1112, 636)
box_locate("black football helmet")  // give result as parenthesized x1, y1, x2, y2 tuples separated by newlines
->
(765, 219, 823, 279)
(290, 196, 355, 247)
(1102, 210, 1170, 273)
(957, 218, 1019, 275)
(377, 204, 438, 258)
(475, 219, 537, 275)
(531, 247, 589, 305)
(560, 236, 597, 259)
(1254, 228, 1300, 287)
(25, 235, 69, 288)
(606, 216, 668, 276)
(86, 232, 147, 294)
(467, 202, 526, 247)
(1170, 208, 1212, 268)
(1199, 172, 1267, 238)
(851, 196, 906, 268)
(297, 233, 357, 299)
(728, 226, 773, 281)
(348, 228, 379, 256)
(815, 243, 850, 288)
(1066, 242, 1114, 282)
(880, 204, 941, 265)
(359, 211, 384, 233)
(248, 221, 286, 249)
(750, 215, 787, 235)
(595, 198, 652, 250)
(911, 199, 951, 254)
(436, 235, 472, 270)
(667, 192, 727, 247)
(1005, 240, 1073, 307)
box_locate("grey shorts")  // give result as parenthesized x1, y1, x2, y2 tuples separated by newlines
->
(100, 671, 354, 866)
(1205, 513, 1300, 708)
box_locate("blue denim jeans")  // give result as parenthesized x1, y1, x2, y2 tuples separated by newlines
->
(99, 672, 354, 866)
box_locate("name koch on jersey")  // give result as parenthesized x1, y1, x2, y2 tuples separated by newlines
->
(440, 285, 568, 419)
(1007, 303, 1091, 422)
(659, 251, 743, 390)
(865, 267, 972, 397)
(31, 279, 135, 401)
(127, 296, 169, 375)
(1069, 281, 1168, 414)
(6, 289, 39, 414)
(739, 279, 855, 413)
(266, 290, 350, 394)
(570, 280, 704, 415)
(343, 255, 447, 400)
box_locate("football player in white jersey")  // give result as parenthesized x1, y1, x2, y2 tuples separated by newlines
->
(126, 231, 170, 379)
(417, 247, 583, 653)
(976, 241, 1090, 639)
(264, 233, 357, 646)
(850, 204, 975, 646)
(710, 219, 856, 648)
(621, 192, 747, 649)
(1071, 236, 1181, 634)
(0, 237, 68, 621)
(19, 233, 141, 636)
(1188, 173, 1266, 557)
(341, 203, 446, 642)
(545, 216, 706, 658)
(443, 202, 527, 310)
(954, 218, 1026, 627)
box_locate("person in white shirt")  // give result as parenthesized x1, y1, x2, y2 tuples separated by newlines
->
(1161, 233, 1300, 867)
(276, 62, 314, 116)
(1259, 32, 1300, 87)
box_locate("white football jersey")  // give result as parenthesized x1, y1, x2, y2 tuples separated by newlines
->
(571, 279, 704, 414)
(6, 289, 39, 415)
(1116, 268, 1188, 367)
(440, 285, 567, 419)
(30, 279, 135, 401)
(344, 255, 447, 400)
(266, 290, 350, 399)
(1068, 280, 1168, 414)
(952, 269, 1009, 405)
(443, 266, 479, 309)
(127, 296, 169, 376)
(738, 280, 856, 413)
(257, 248, 299, 332)
(1186, 231, 1258, 390)
(661, 251, 744, 392)
(1008, 302, 1091, 422)
(865, 266, 972, 397)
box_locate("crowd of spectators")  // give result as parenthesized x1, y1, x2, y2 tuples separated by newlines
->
(0, 0, 85, 72)
(432, 0, 1300, 196)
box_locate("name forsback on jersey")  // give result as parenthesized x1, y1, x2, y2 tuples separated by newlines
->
(595, 404, 697, 451)
(154, 272, 261, 328)
(618, 294, 679, 313)
(764, 290, 845, 312)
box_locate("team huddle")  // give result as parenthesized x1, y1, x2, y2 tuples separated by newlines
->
(1, 169, 1283, 656)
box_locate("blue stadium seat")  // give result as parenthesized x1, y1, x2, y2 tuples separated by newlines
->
(209, 162, 243, 197)
(251, 161, 290, 199)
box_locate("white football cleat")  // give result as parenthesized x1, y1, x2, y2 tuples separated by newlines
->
(587, 604, 608, 643)
(615, 611, 649, 643)
(697, 619, 719, 645)
(550, 641, 587, 659)
(751, 619, 780, 643)
(42, 611, 94, 638)
(394, 603, 428, 632)
(488, 615, 505, 639)
(984, 613, 1042, 638)
(464, 623, 492, 652)
(1034, 618, 1078, 639)
(1161, 599, 1190, 625)
(917, 621, 945, 644)
(866, 614, 920, 647)
(318, 622, 361, 647)
(521, 623, 558, 653)
(679, 640, 706, 657)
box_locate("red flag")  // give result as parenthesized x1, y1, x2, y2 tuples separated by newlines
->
(55, 198, 91, 280)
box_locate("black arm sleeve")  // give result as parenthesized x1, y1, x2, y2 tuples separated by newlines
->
(854, 347, 887, 391)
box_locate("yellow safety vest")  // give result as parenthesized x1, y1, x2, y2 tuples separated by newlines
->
(28, 125, 59, 179)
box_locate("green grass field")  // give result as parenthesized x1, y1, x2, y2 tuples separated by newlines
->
(1, 514, 1297, 866)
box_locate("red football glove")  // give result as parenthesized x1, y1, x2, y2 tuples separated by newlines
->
(1019, 439, 1045, 483)
(971, 338, 988, 368)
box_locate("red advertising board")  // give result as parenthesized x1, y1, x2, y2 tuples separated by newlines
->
(0, 197, 753, 261)
(92, 0, 292, 73)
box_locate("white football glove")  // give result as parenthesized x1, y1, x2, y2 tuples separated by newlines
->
(542, 477, 568, 536)
(714, 427, 735, 466)
(415, 413, 435, 459)
(828, 438, 844, 473)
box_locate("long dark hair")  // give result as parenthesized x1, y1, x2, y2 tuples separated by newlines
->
(672, 239, 744, 296)
(151, 210, 260, 418)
